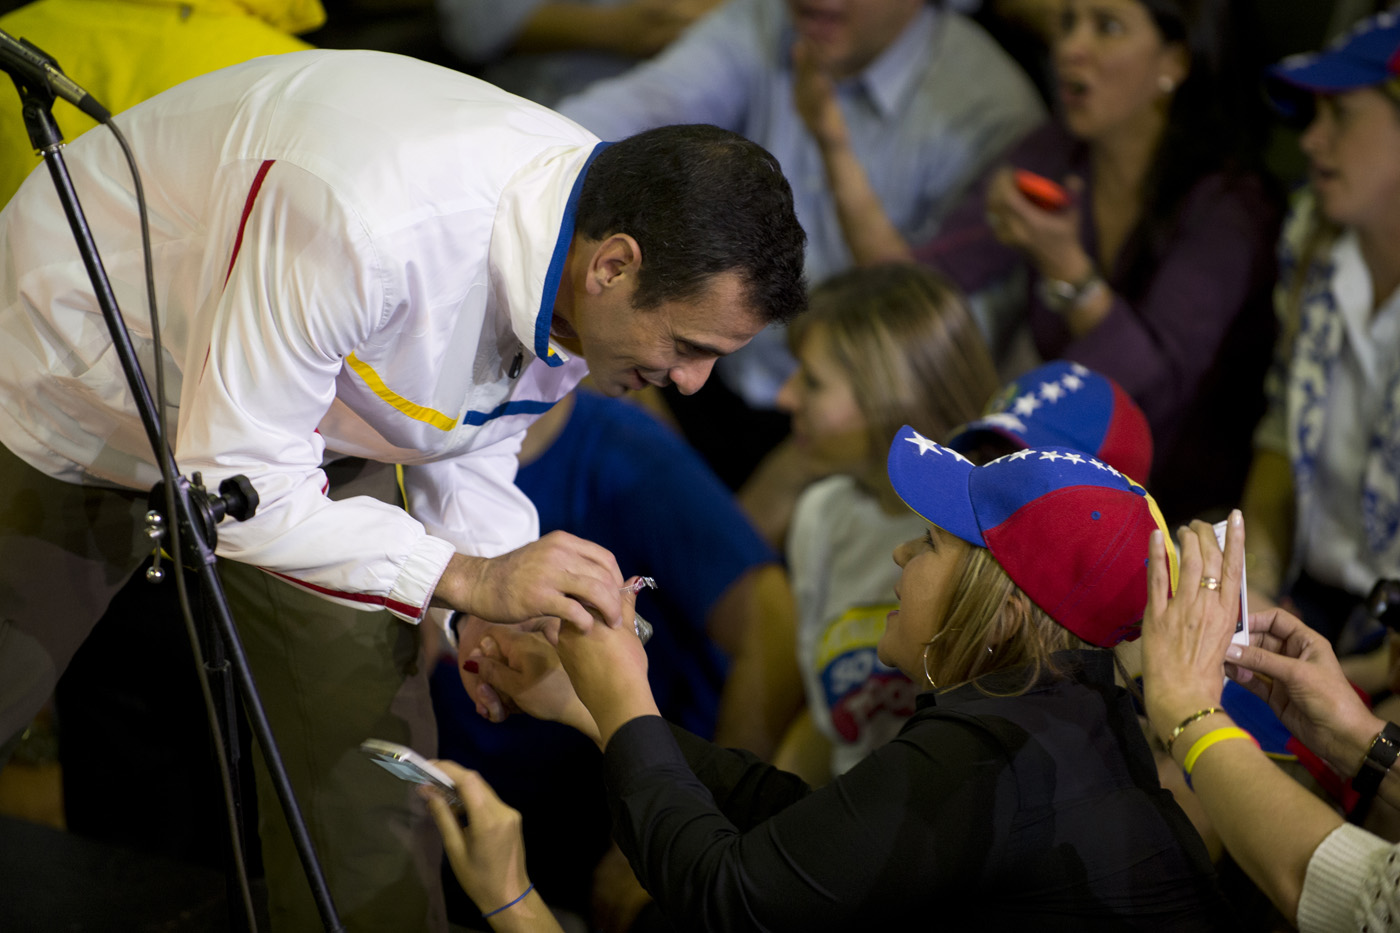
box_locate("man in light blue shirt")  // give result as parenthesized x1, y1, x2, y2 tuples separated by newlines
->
(558, 0, 1044, 413)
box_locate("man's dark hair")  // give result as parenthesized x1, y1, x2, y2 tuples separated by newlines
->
(575, 124, 807, 325)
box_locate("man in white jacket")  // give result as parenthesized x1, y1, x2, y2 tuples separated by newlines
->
(0, 49, 805, 931)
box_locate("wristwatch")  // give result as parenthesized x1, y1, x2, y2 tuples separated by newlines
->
(1038, 269, 1104, 315)
(1353, 721, 1400, 797)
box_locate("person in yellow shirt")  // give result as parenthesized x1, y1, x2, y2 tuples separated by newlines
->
(0, 0, 324, 205)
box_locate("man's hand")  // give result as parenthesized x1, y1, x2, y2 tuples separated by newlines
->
(434, 531, 625, 630)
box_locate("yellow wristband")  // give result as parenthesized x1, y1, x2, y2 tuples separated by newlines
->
(1183, 727, 1257, 774)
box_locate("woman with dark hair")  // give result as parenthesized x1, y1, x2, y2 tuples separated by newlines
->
(796, 0, 1280, 524)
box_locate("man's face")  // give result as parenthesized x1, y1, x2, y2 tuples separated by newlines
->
(566, 270, 768, 398)
(786, 0, 925, 79)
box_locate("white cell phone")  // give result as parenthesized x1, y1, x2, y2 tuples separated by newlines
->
(1212, 519, 1250, 649)
(360, 739, 462, 812)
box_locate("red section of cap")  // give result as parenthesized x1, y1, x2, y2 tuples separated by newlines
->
(1097, 381, 1154, 484)
(983, 485, 1154, 646)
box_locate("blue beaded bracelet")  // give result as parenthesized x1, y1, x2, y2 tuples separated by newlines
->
(482, 882, 534, 919)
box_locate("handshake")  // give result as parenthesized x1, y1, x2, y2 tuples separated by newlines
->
(454, 576, 662, 749)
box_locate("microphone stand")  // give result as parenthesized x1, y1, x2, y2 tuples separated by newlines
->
(7, 60, 345, 933)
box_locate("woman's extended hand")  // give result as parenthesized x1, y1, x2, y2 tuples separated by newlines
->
(555, 579, 660, 747)
(984, 168, 1093, 285)
(471, 625, 600, 742)
(1229, 607, 1384, 776)
(1142, 512, 1244, 743)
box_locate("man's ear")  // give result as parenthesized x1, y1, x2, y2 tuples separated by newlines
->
(585, 233, 642, 295)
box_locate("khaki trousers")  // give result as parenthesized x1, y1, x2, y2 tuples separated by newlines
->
(0, 445, 446, 932)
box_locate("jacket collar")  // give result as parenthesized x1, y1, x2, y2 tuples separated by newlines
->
(490, 140, 611, 368)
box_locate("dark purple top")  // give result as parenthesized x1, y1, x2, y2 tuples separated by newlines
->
(916, 123, 1281, 522)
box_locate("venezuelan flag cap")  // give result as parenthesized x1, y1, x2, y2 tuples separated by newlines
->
(948, 360, 1152, 484)
(888, 426, 1175, 647)
(1270, 10, 1400, 95)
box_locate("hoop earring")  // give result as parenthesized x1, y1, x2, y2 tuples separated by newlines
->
(920, 629, 949, 689)
(921, 642, 937, 689)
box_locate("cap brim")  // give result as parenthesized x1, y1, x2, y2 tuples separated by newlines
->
(1269, 55, 1389, 94)
(887, 426, 985, 547)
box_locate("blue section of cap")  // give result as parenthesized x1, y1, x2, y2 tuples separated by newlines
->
(951, 360, 1112, 455)
(886, 426, 983, 547)
(1270, 11, 1400, 93)
(969, 447, 1135, 533)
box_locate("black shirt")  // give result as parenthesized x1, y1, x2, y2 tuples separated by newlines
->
(603, 650, 1229, 931)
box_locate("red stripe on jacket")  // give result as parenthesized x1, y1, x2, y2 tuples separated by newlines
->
(224, 159, 276, 289)
(264, 569, 425, 621)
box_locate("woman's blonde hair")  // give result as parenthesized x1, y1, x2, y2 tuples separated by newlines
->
(926, 546, 1093, 696)
(789, 263, 998, 475)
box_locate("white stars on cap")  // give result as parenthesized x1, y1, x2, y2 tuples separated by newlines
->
(1003, 366, 1091, 420)
(1012, 393, 1042, 417)
(903, 429, 968, 460)
(1089, 457, 1123, 478)
(907, 431, 940, 456)
(989, 448, 1120, 477)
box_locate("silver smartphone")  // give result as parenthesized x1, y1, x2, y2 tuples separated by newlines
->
(360, 739, 462, 812)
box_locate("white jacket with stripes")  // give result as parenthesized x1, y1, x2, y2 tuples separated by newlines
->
(0, 50, 596, 622)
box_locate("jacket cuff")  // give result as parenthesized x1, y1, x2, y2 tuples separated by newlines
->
(388, 534, 457, 623)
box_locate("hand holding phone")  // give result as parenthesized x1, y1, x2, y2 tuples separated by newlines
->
(1013, 169, 1070, 212)
(360, 739, 463, 813)
(1211, 519, 1250, 650)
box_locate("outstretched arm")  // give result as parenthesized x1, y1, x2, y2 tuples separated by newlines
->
(1141, 514, 1390, 925)
(432, 531, 625, 632)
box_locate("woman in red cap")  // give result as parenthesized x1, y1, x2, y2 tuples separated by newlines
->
(455, 431, 1229, 930)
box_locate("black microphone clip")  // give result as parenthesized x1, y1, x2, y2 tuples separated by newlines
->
(0, 27, 110, 123)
